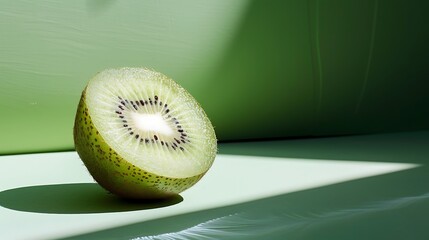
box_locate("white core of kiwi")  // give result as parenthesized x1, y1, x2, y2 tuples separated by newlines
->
(131, 113, 173, 135)
(84, 68, 216, 179)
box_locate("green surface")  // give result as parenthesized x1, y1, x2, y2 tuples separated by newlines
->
(62, 169, 429, 240)
(60, 131, 429, 240)
(0, 131, 427, 239)
(1, 0, 429, 154)
(220, 131, 429, 164)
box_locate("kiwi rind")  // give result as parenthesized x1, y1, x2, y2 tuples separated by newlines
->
(74, 91, 205, 199)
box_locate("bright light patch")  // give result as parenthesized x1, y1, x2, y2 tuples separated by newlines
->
(131, 113, 173, 135)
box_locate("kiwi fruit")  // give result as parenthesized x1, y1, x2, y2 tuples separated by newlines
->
(73, 68, 217, 199)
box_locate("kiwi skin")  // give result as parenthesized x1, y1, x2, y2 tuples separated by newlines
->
(74, 90, 205, 200)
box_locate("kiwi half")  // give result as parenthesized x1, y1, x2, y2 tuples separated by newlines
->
(73, 68, 217, 199)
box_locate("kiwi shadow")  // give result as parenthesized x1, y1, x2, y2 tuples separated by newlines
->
(0, 183, 183, 214)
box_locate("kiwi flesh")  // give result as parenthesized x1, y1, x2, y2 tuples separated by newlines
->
(73, 68, 217, 199)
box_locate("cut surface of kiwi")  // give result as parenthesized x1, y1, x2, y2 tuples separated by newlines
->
(74, 68, 217, 199)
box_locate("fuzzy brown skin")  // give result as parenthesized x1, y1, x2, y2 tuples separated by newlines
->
(74, 92, 205, 199)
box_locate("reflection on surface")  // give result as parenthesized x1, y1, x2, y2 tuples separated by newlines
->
(131, 192, 429, 240)
(0, 183, 182, 214)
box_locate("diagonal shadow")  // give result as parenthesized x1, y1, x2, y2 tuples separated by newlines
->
(42, 131, 429, 238)
(0, 183, 182, 214)
(60, 166, 429, 240)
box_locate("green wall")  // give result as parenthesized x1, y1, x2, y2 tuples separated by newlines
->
(1, 0, 428, 154)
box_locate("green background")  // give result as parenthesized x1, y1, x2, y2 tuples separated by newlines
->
(1, 0, 428, 155)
